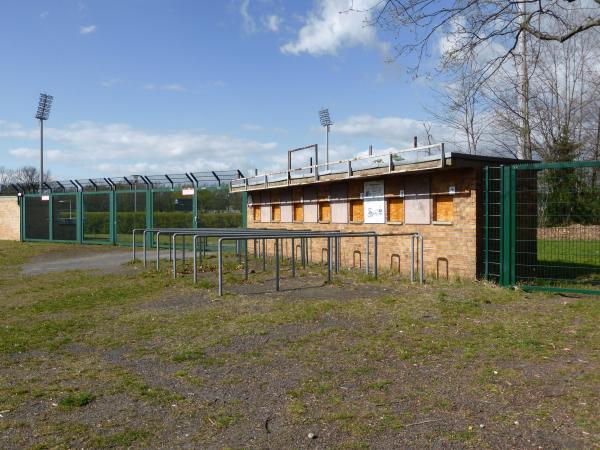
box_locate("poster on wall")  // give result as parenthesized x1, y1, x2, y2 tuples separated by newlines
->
(364, 180, 385, 224)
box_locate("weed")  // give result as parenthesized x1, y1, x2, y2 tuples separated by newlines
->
(171, 349, 219, 365)
(59, 392, 95, 408)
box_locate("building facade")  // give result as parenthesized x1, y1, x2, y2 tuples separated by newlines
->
(0, 196, 20, 241)
(232, 151, 520, 279)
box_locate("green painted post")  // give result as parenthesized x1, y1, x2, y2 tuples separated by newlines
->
(241, 192, 247, 228)
(76, 191, 83, 243)
(20, 195, 25, 241)
(510, 166, 517, 286)
(499, 167, 504, 285)
(193, 188, 198, 228)
(500, 166, 513, 287)
(484, 167, 489, 280)
(110, 191, 116, 245)
(48, 193, 54, 241)
(147, 190, 153, 248)
(147, 190, 153, 228)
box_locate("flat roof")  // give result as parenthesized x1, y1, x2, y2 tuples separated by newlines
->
(229, 144, 532, 193)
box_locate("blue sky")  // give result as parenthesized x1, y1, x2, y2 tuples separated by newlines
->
(0, 0, 448, 180)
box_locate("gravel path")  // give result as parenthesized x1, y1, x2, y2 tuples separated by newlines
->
(21, 247, 156, 275)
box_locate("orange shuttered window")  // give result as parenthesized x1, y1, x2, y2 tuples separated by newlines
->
(293, 203, 304, 222)
(319, 202, 331, 222)
(349, 200, 363, 223)
(434, 195, 454, 222)
(272, 204, 281, 222)
(387, 198, 404, 222)
(253, 205, 261, 222)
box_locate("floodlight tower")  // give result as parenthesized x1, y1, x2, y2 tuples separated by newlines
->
(319, 108, 333, 166)
(35, 93, 54, 193)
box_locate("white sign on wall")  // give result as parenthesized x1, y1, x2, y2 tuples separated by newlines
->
(181, 188, 195, 196)
(364, 180, 385, 224)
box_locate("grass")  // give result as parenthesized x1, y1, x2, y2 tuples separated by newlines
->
(0, 240, 599, 448)
(59, 392, 96, 408)
(538, 239, 600, 266)
(517, 238, 600, 289)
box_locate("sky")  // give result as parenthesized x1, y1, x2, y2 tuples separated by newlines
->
(0, 0, 451, 180)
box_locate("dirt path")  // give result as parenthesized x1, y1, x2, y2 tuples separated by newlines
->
(20, 247, 154, 275)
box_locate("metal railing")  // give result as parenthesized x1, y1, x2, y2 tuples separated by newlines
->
(133, 227, 424, 295)
(230, 143, 445, 189)
(2, 169, 244, 195)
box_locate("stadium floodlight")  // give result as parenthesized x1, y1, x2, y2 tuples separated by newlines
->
(35, 93, 54, 193)
(319, 108, 333, 166)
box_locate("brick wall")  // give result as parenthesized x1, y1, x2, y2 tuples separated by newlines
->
(0, 196, 20, 241)
(246, 168, 480, 279)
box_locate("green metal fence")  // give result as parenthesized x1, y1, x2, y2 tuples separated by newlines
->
(21, 187, 245, 247)
(484, 161, 600, 295)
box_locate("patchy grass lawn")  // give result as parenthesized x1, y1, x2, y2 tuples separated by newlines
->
(0, 240, 599, 449)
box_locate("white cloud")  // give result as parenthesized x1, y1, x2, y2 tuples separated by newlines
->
(142, 83, 186, 92)
(437, 15, 507, 68)
(241, 123, 263, 131)
(100, 78, 124, 88)
(1, 120, 278, 177)
(240, 0, 256, 34)
(281, 0, 385, 56)
(335, 114, 453, 148)
(40, 11, 49, 19)
(163, 83, 186, 92)
(80, 24, 97, 35)
(262, 14, 282, 32)
(0, 120, 37, 139)
(208, 80, 226, 88)
(9, 147, 70, 162)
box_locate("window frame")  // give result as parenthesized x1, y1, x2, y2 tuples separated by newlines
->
(318, 201, 331, 223)
(432, 194, 454, 225)
(252, 205, 261, 222)
(349, 198, 364, 224)
(386, 196, 405, 224)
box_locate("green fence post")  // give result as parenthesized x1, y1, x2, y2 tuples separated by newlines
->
(242, 192, 247, 228)
(147, 190, 153, 248)
(110, 191, 116, 245)
(19, 195, 24, 242)
(510, 166, 517, 286)
(500, 166, 513, 287)
(499, 167, 504, 285)
(76, 191, 83, 243)
(48, 193, 54, 241)
(193, 188, 198, 228)
(484, 167, 489, 280)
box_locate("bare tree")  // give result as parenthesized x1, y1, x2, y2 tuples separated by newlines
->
(426, 61, 488, 154)
(485, 17, 600, 161)
(0, 166, 15, 193)
(421, 121, 434, 144)
(15, 166, 40, 186)
(12, 166, 52, 191)
(370, 0, 600, 83)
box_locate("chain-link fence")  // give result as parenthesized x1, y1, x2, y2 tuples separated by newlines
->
(21, 186, 244, 246)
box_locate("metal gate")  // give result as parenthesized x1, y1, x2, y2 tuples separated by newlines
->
(484, 161, 600, 295)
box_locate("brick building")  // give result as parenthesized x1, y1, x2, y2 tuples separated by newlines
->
(230, 148, 521, 279)
(0, 196, 20, 241)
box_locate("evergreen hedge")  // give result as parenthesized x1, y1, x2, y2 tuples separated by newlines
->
(82, 211, 242, 233)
